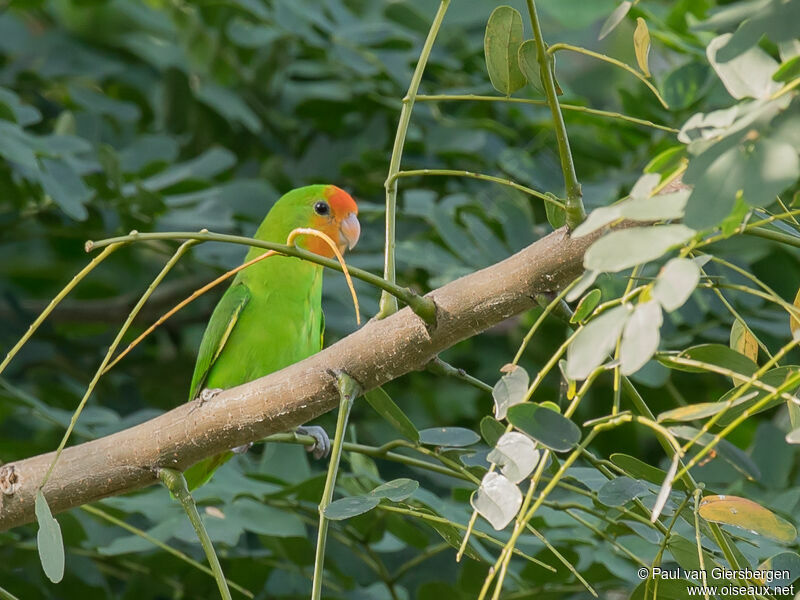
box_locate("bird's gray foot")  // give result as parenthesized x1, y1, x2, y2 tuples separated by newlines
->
(296, 425, 331, 460)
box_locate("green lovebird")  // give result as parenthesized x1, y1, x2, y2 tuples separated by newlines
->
(183, 184, 360, 490)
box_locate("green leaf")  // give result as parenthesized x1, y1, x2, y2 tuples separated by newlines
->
(714, 366, 800, 426)
(707, 33, 780, 99)
(669, 425, 761, 481)
(487, 431, 540, 483)
(39, 157, 92, 221)
(324, 496, 380, 520)
(610, 453, 689, 491)
(571, 289, 601, 323)
(652, 257, 700, 311)
(787, 428, 800, 444)
(427, 517, 483, 562)
(657, 392, 756, 422)
(633, 18, 651, 77)
(757, 552, 800, 588)
(544, 195, 566, 229)
(699, 495, 797, 542)
(480, 416, 506, 447)
(566, 304, 631, 380)
(471, 472, 521, 530)
(484, 6, 527, 95)
(597, 476, 649, 506)
(584, 225, 695, 272)
(365, 387, 420, 442)
(598, 1, 632, 40)
(619, 301, 663, 376)
(773, 55, 800, 82)
(492, 366, 529, 420)
(517, 40, 544, 95)
(369, 479, 419, 502)
(419, 427, 480, 447)
(659, 343, 759, 377)
(661, 62, 710, 111)
(35, 491, 65, 583)
(507, 403, 581, 452)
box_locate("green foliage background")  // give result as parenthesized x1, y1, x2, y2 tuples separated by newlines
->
(1, 0, 799, 598)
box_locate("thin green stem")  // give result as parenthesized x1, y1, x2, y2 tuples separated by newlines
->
(378, 0, 451, 319)
(525, 1, 585, 228)
(391, 543, 449, 581)
(158, 468, 231, 600)
(546, 43, 669, 109)
(81, 505, 252, 598)
(311, 373, 360, 600)
(0, 586, 21, 600)
(393, 169, 560, 207)
(0, 243, 120, 377)
(40, 241, 197, 488)
(87, 230, 436, 324)
(414, 94, 679, 132)
(693, 490, 711, 600)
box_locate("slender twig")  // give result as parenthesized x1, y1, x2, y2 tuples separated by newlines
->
(40, 241, 197, 488)
(546, 43, 669, 109)
(393, 169, 560, 207)
(426, 357, 493, 393)
(158, 468, 231, 600)
(525, 0, 585, 228)
(0, 244, 120, 377)
(415, 94, 678, 132)
(311, 373, 360, 600)
(378, 0, 451, 319)
(80, 505, 253, 598)
(87, 230, 436, 324)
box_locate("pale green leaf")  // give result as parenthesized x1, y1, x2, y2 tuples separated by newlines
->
(35, 491, 64, 583)
(652, 257, 700, 311)
(633, 18, 651, 77)
(487, 432, 540, 483)
(619, 301, 663, 375)
(484, 6, 527, 95)
(584, 225, 695, 272)
(566, 304, 631, 379)
(471, 472, 522, 530)
(492, 366, 529, 420)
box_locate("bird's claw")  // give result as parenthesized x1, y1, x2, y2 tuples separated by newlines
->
(296, 425, 331, 460)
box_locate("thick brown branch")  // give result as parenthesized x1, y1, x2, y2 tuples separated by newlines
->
(0, 226, 598, 531)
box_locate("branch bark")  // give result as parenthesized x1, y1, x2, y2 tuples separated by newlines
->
(0, 225, 599, 531)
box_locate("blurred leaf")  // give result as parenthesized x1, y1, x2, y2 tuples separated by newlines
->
(707, 33, 780, 99)
(620, 301, 662, 376)
(650, 454, 679, 522)
(756, 552, 800, 587)
(571, 289, 601, 323)
(419, 427, 480, 447)
(598, 1, 632, 40)
(324, 496, 380, 520)
(365, 387, 420, 442)
(39, 157, 92, 221)
(471, 471, 521, 530)
(662, 62, 710, 110)
(659, 344, 759, 377)
(652, 257, 700, 312)
(35, 491, 64, 583)
(597, 476, 648, 506)
(658, 391, 757, 422)
(584, 225, 695, 273)
(369, 479, 419, 502)
(699, 495, 797, 542)
(487, 432, 540, 483)
(507, 403, 581, 451)
(484, 6, 526, 96)
(566, 304, 631, 380)
(788, 429, 800, 444)
(791, 287, 800, 336)
(610, 453, 689, 491)
(715, 366, 800, 425)
(492, 366, 529, 420)
(669, 425, 761, 480)
(633, 18, 651, 77)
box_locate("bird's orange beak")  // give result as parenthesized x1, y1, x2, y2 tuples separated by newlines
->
(338, 212, 360, 253)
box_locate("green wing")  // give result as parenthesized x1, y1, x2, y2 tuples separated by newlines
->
(188, 282, 251, 402)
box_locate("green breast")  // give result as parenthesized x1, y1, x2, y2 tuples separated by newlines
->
(205, 255, 323, 390)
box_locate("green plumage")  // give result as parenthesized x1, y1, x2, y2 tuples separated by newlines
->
(184, 186, 330, 489)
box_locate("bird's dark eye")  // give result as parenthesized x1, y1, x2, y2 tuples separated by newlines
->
(314, 201, 330, 216)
